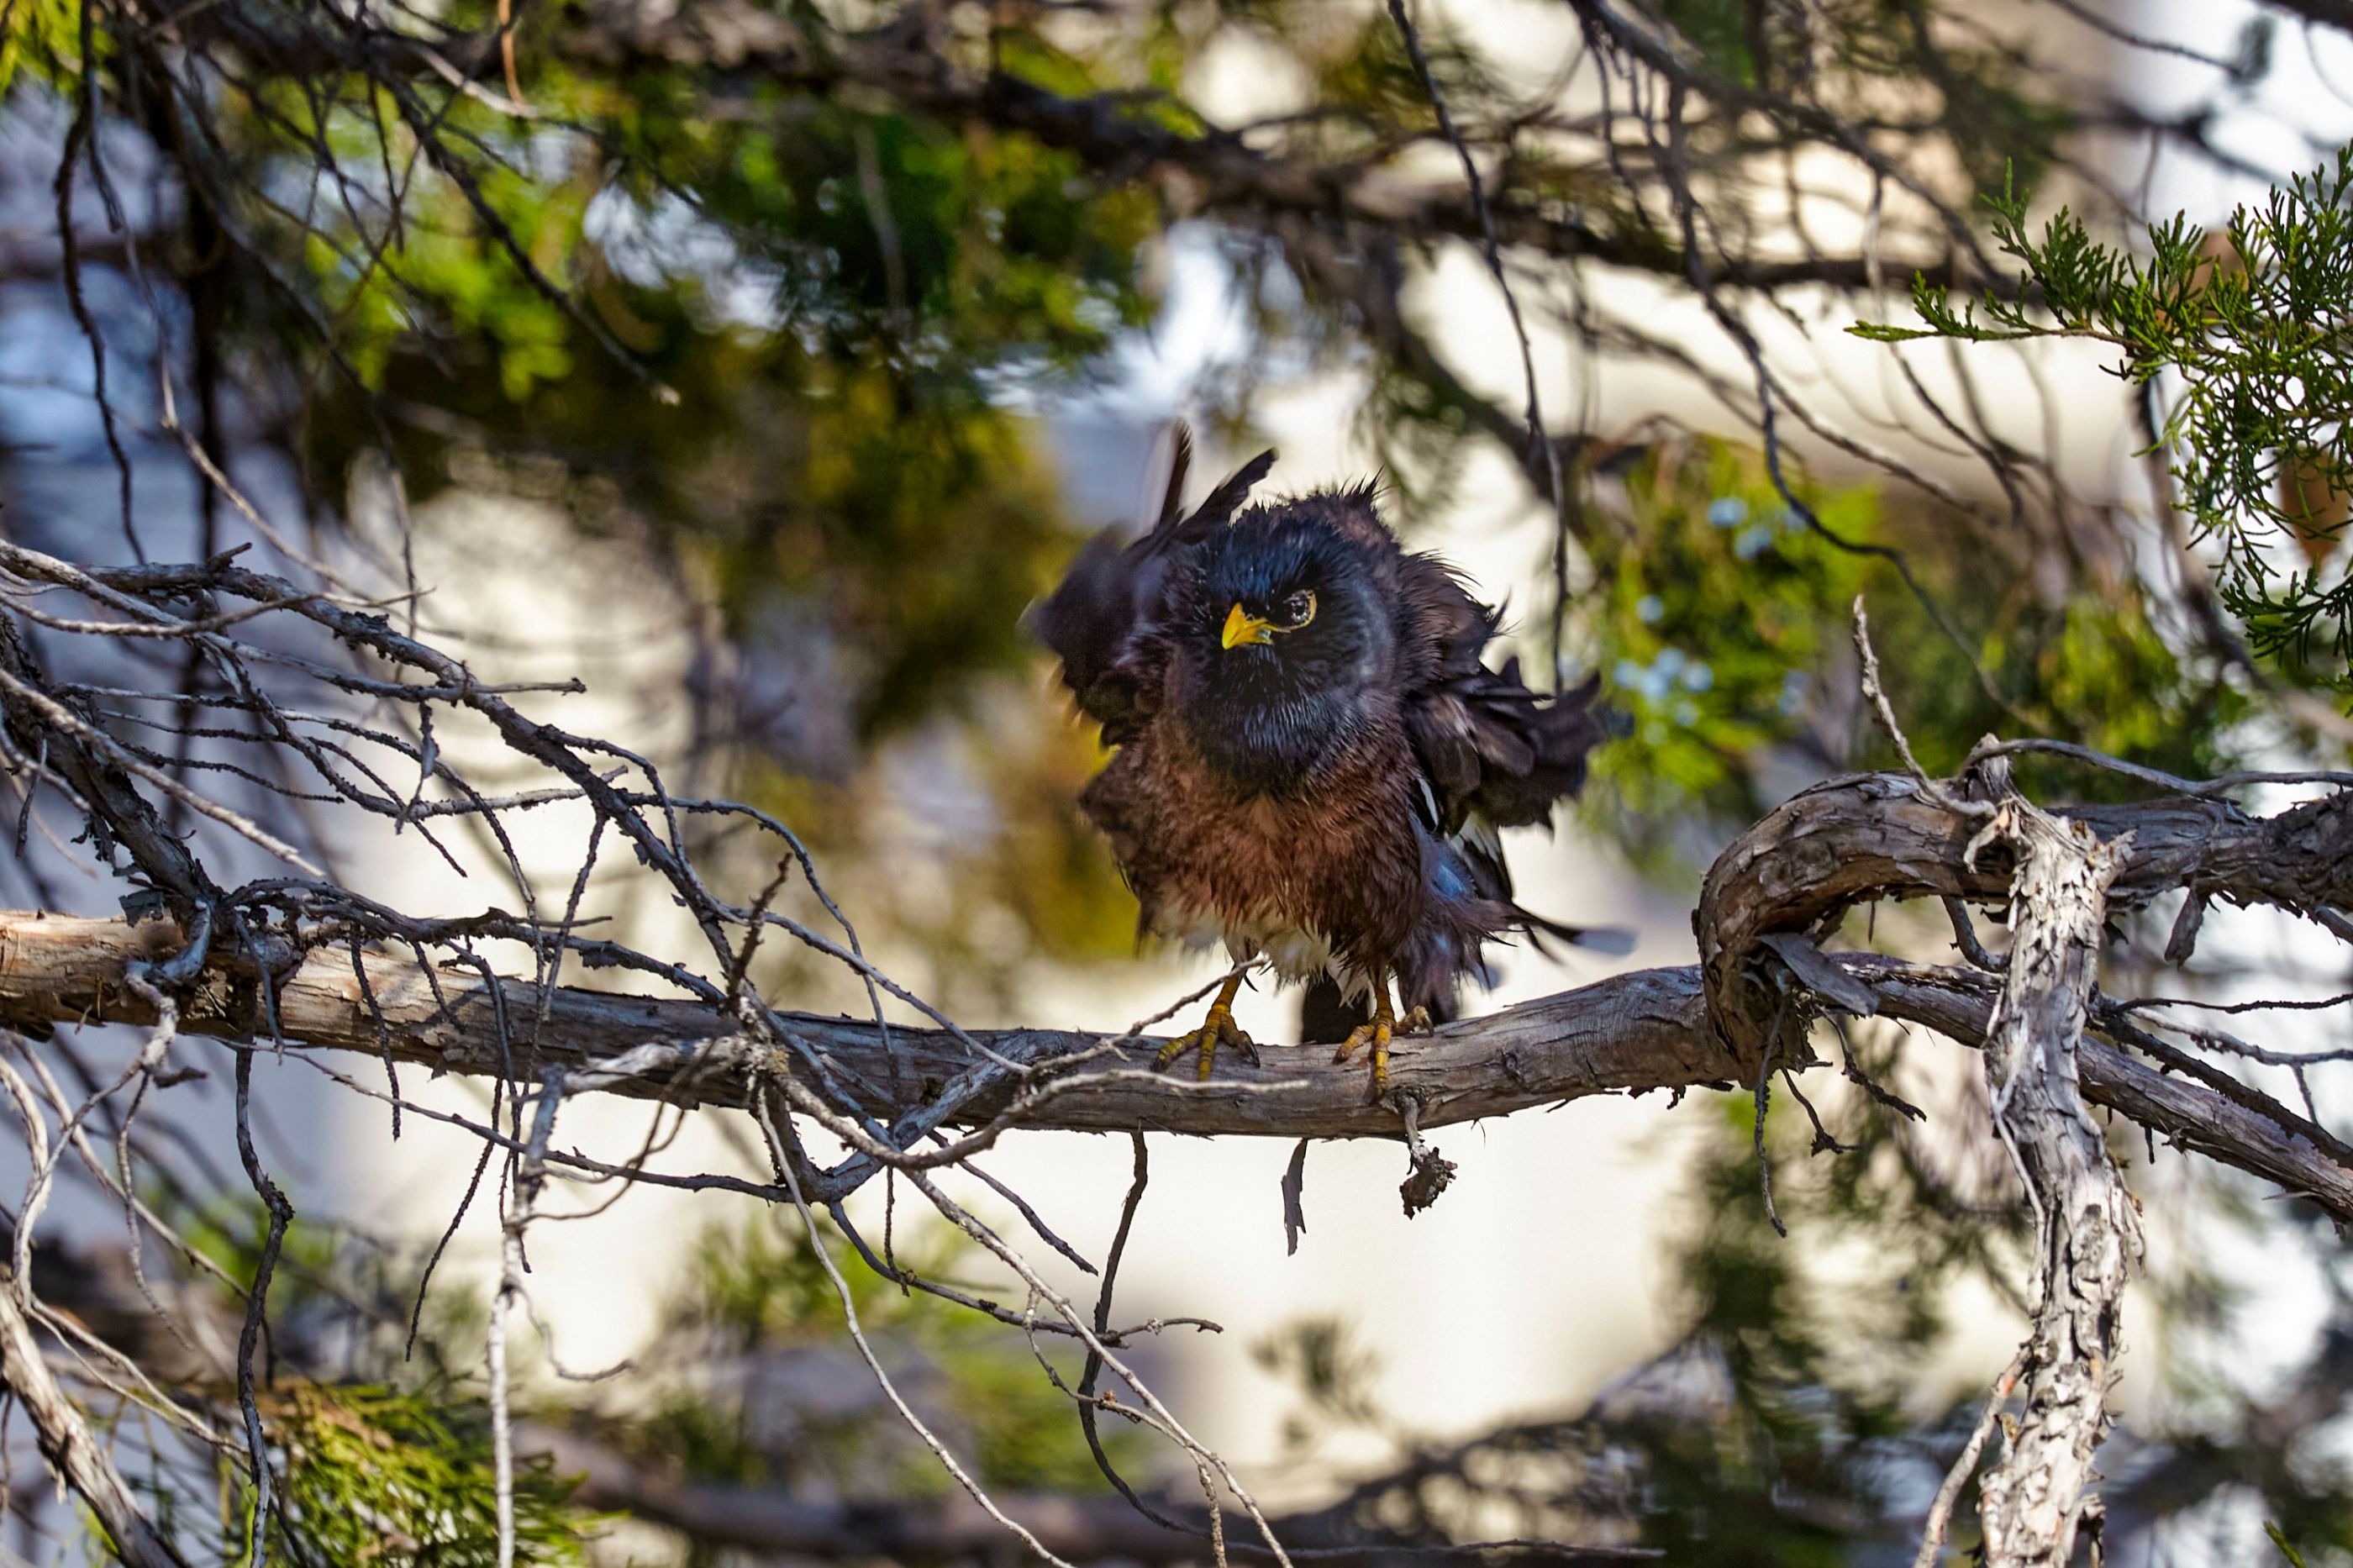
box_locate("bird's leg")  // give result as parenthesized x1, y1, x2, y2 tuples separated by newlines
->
(1153, 972, 1259, 1081)
(1334, 976, 1410, 1098)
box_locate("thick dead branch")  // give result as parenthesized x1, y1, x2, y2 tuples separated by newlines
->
(1968, 800, 2139, 1567)
(1698, 771, 2353, 1064)
(1865, 962, 2353, 1220)
(0, 908, 1741, 1131)
(0, 913, 2346, 1225)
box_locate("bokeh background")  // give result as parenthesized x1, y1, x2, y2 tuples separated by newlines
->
(6, 0, 2353, 1560)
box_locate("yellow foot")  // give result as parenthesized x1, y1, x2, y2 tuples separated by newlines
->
(1332, 1014, 1391, 1098)
(1332, 991, 1431, 1100)
(1154, 999, 1259, 1081)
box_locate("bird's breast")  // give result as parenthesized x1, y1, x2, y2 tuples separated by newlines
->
(1119, 727, 1424, 983)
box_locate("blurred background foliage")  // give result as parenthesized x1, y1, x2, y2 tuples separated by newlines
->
(634, 1213, 1130, 1505)
(0, 0, 2278, 939)
(1586, 437, 2245, 867)
(5, 0, 2353, 1559)
(102, 1197, 1124, 1565)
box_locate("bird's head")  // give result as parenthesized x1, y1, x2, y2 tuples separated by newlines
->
(1169, 493, 1397, 791)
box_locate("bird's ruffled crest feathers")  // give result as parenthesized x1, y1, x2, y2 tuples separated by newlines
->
(1175, 444, 1278, 543)
(1028, 424, 1279, 739)
(1153, 421, 1194, 531)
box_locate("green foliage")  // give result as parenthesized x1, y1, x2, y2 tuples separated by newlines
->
(0, 0, 81, 95)
(264, 1383, 597, 1566)
(1856, 153, 2353, 687)
(1582, 438, 2245, 856)
(108, 1197, 603, 1562)
(665, 1207, 916, 1350)
(1305, 10, 1492, 138)
(122, 1379, 602, 1565)
(1583, 440, 1877, 839)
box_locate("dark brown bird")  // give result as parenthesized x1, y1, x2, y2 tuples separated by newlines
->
(1029, 431, 1609, 1096)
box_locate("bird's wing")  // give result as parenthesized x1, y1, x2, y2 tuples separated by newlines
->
(1394, 555, 1631, 960)
(1394, 550, 1607, 854)
(1027, 427, 1275, 743)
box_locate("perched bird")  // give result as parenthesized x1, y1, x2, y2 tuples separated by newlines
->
(1029, 431, 1608, 1097)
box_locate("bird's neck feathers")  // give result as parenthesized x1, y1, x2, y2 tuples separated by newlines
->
(1179, 676, 1379, 795)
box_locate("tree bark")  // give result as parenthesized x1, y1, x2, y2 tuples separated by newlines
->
(1698, 772, 2353, 1068)
(0, 771, 2338, 1215)
(1968, 801, 2139, 1567)
(0, 911, 2345, 1226)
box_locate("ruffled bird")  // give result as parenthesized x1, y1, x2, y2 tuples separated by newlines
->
(1029, 431, 1611, 1097)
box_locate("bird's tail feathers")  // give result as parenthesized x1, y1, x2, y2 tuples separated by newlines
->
(1514, 905, 1636, 959)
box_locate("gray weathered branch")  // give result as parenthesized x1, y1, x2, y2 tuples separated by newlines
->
(1698, 771, 2353, 1064)
(1967, 800, 2139, 1566)
(0, 909, 2347, 1225)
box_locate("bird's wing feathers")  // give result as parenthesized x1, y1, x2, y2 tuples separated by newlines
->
(1394, 552, 1605, 842)
(1390, 545, 1624, 963)
(1028, 429, 1277, 743)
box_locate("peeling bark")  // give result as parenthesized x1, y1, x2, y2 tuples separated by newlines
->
(1967, 800, 2140, 1568)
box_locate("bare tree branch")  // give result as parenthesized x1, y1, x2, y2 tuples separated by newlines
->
(1, 908, 2345, 1227)
(0, 1270, 191, 1568)
(1967, 795, 2138, 1566)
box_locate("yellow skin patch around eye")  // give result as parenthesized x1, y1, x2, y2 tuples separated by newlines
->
(1222, 603, 1274, 649)
(1220, 592, 1315, 650)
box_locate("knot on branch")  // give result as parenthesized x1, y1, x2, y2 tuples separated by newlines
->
(1694, 770, 1982, 1073)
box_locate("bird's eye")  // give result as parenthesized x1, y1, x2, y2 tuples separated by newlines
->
(1282, 589, 1317, 628)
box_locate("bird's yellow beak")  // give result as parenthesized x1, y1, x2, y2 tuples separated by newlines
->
(1221, 603, 1274, 650)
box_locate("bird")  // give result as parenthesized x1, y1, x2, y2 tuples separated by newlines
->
(1029, 429, 1610, 1098)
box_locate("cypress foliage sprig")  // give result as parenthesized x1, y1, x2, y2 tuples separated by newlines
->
(1856, 150, 2353, 683)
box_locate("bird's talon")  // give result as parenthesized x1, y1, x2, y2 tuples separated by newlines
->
(1398, 1005, 1433, 1035)
(1334, 982, 1403, 1100)
(1155, 986, 1254, 1081)
(1336, 1018, 1395, 1095)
